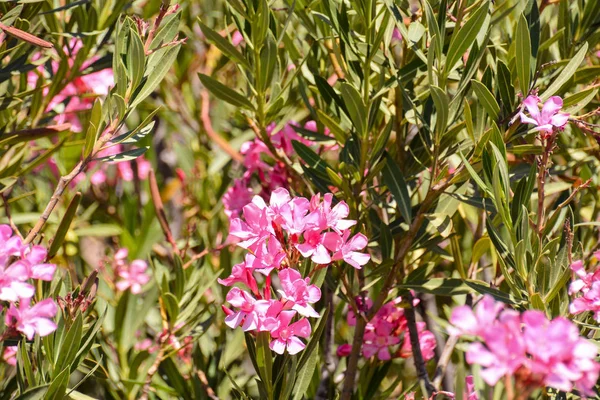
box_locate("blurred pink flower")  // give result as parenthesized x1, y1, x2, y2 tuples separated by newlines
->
(337, 343, 352, 357)
(115, 258, 151, 294)
(569, 259, 600, 321)
(450, 295, 600, 394)
(223, 179, 254, 218)
(399, 321, 436, 361)
(1, 346, 17, 366)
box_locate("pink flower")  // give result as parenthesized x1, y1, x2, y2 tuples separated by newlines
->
(362, 320, 401, 360)
(323, 231, 370, 269)
(5, 298, 58, 340)
(116, 259, 151, 294)
(399, 322, 436, 361)
(277, 268, 321, 318)
(134, 338, 154, 352)
(296, 229, 331, 265)
(224, 287, 272, 331)
(217, 254, 259, 294)
(568, 260, 600, 322)
(449, 295, 504, 337)
(251, 238, 287, 275)
(2, 346, 17, 366)
(223, 179, 254, 218)
(0, 263, 35, 302)
(231, 31, 244, 46)
(229, 201, 273, 250)
(269, 310, 312, 354)
(451, 296, 600, 394)
(519, 95, 569, 136)
(464, 376, 479, 400)
(306, 193, 355, 233)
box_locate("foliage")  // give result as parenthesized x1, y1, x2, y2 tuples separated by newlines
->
(1, 0, 600, 399)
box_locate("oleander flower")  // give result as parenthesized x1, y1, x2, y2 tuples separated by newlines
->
(519, 95, 569, 136)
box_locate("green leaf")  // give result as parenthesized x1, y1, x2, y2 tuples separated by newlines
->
(340, 82, 367, 138)
(83, 99, 102, 159)
(382, 154, 412, 222)
(400, 278, 517, 304)
(515, 14, 531, 93)
(471, 80, 499, 120)
(130, 44, 181, 108)
(258, 35, 277, 92)
(54, 313, 83, 375)
(430, 85, 448, 137)
(127, 28, 145, 91)
(197, 20, 250, 69)
(95, 147, 148, 163)
(48, 192, 81, 259)
(73, 224, 122, 237)
(111, 116, 158, 145)
(198, 73, 254, 110)
(160, 293, 180, 326)
(14, 385, 49, 400)
(292, 140, 331, 180)
(45, 368, 70, 400)
(292, 344, 318, 400)
(423, 0, 442, 57)
(540, 42, 588, 101)
(255, 331, 273, 396)
(445, 1, 489, 74)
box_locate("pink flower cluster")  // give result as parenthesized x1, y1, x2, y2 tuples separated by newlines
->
(450, 295, 600, 394)
(519, 95, 569, 137)
(569, 256, 600, 322)
(223, 121, 328, 218)
(0, 225, 58, 341)
(113, 248, 151, 294)
(337, 296, 436, 361)
(221, 188, 370, 354)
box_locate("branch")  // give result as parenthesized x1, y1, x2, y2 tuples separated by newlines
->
(149, 168, 179, 255)
(405, 292, 435, 396)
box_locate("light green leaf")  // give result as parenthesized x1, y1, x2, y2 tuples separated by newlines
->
(340, 82, 367, 137)
(471, 80, 499, 120)
(430, 85, 448, 137)
(198, 73, 254, 110)
(540, 42, 588, 101)
(515, 14, 531, 93)
(445, 2, 489, 74)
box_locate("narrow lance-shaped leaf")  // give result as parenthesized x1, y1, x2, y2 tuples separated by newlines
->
(540, 42, 588, 101)
(48, 192, 81, 259)
(198, 73, 255, 110)
(471, 80, 500, 120)
(382, 154, 412, 222)
(515, 14, 531, 94)
(445, 1, 489, 75)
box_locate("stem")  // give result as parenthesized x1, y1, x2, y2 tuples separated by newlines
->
(149, 168, 179, 255)
(405, 292, 435, 396)
(536, 136, 554, 243)
(316, 285, 335, 400)
(432, 335, 458, 390)
(24, 120, 119, 244)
